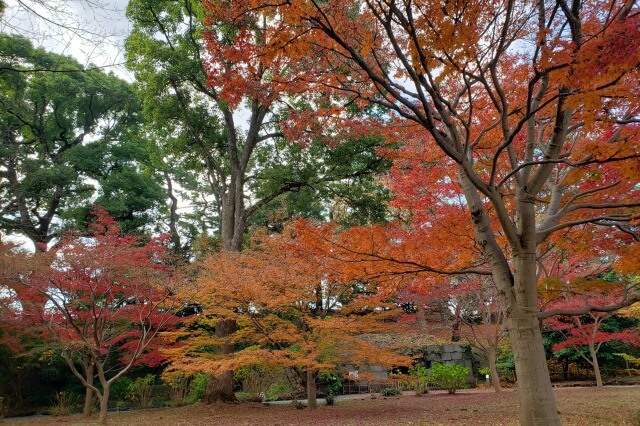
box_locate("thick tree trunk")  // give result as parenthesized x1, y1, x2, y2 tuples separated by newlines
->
(83, 363, 94, 416)
(487, 346, 501, 392)
(220, 175, 245, 252)
(98, 386, 109, 425)
(306, 369, 317, 409)
(459, 169, 561, 425)
(508, 309, 560, 425)
(12, 373, 23, 407)
(588, 342, 603, 387)
(202, 318, 238, 403)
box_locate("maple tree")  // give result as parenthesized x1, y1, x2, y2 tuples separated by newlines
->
(201, 1, 640, 424)
(451, 278, 506, 393)
(397, 273, 506, 392)
(164, 228, 411, 408)
(126, 0, 394, 401)
(545, 283, 640, 387)
(0, 236, 39, 408)
(17, 208, 182, 424)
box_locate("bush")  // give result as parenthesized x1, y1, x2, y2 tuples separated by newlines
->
(49, 391, 77, 416)
(380, 387, 401, 396)
(429, 363, 469, 394)
(164, 373, 190, 406)
(265, 382, 296, 402)
(236, 365, 301, 399)
(408, 364, 430, 395)
(318, 371, 342, 396)
(110, 376, 133, 403)
(127, 375, 155, 408)
(188, 373, 208, 402)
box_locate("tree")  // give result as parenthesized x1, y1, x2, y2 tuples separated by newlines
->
(126, 0, 392, 401)
(125, 0, 292, 252)
(450, 277, 506, 392)
(214, 2, 640, 423)
(20, 208, 182, 424)
(0, 235, 40, 408)
(125, 0, 391, 254)
(164, 228, 410, 408)
(544, 281, 640, 387)
(0, 35, 166, 248)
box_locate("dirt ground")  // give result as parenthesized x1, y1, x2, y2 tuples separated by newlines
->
(5, 386, 640, 425)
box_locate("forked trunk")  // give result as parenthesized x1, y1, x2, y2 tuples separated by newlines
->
(220, 183, 245, 252)
(83, 363, 94, 416)
(306, 369, 317, 409)
(508, 310, 560, 426)
(588, 342, 603, 387)
(98, 386, 109, 425)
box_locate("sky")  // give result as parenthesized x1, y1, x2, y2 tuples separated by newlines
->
(1, 0, 133, 80)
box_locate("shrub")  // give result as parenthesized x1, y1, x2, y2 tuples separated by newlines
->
(380, 387, 401, 396)
(0, 396, 6, 421)
(408, 364, 430, 395)
(318, 371, 342, 396)
(188, 373, 208, 402)
(265, 382, 295, 402)
(164, 373, 190, 406)
(49, 391, 77, 416)
(127, 375, 155, 408)
(110, 376, 133, 403)
(236, 365, 302, 399)
(429, 363, 469, 394)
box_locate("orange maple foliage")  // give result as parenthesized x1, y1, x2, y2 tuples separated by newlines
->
(164, 229, 411, 405)
(200, 1, 640, 423)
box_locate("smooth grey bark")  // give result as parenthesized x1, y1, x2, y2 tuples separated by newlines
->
(306, 369, 318, 409)
(82, 361, 94, 416)
(588, 342, 604, 387)
(458, 169, 560, 425)
(487, 346, 501, 392)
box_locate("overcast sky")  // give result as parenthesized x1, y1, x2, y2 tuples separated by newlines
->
(1, 0, 133, 80)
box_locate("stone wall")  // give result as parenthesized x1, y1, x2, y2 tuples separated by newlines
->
(421, 344, 477, 382)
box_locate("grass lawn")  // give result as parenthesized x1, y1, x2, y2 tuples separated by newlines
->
(5, 386, 640, 425)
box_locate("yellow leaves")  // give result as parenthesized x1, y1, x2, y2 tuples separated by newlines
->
(166, 227, 412, 376)
(614, 243, 640, 275)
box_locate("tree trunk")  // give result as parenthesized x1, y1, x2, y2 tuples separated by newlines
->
(98, 386, 109, 425)
(202, 318, 238, 403)
(459, 169, 561, 425)
(306, 369, 317, 409)
(220, 178, 245, 252)
(588, 342, 603, 387)
(487, 346, 501, 392)
(12, 372, 24, 407)
(217, 188, 244, 400)
(508, 310, 560, 426)
(562, 357, 570, 381)
(83, 363, 94, 416)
